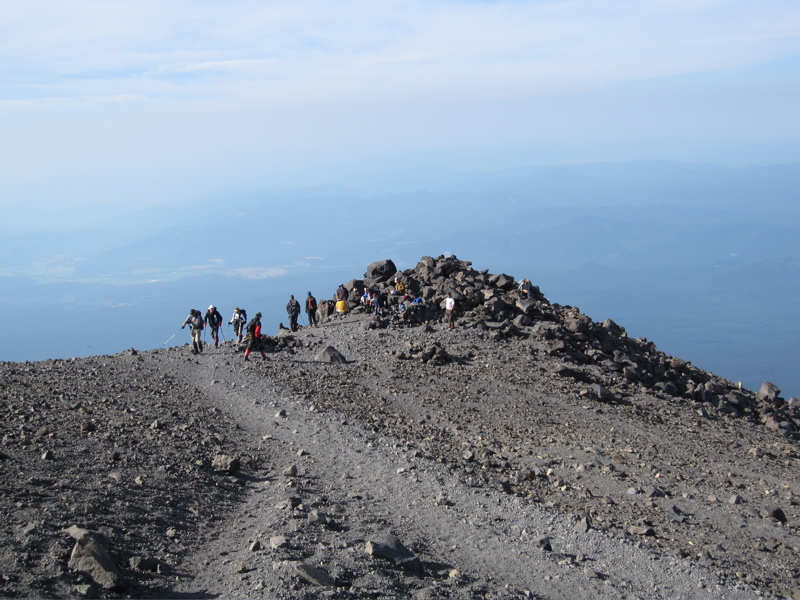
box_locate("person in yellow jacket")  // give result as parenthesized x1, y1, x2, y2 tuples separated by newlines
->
(393, 277, 406, 296)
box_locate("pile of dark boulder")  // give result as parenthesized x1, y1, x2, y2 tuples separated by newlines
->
(317, 255, 797, 441)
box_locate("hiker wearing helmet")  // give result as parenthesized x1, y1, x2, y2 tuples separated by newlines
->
(204, 305, 223, 347)
(181, 309, 205, 354)
(286, 294, 301, 332)
(244, 312, 267, 361)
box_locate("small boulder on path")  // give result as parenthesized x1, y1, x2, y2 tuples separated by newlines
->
(315, 346, 347, 364)
(65, 526, 125, 590)
(211, 454, 240, 474)
(295, 563, 336, 587)
(365, 533, 423, 573)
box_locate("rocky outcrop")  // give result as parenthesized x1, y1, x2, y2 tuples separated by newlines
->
(328, 255, 800, 438)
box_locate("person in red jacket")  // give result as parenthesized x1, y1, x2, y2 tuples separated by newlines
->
(243, 312, 267, 361)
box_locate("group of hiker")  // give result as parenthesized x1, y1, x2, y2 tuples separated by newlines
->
(181, 305, 247, 355)
(179, 277, 468, 359)
(178, 290, 322, 360)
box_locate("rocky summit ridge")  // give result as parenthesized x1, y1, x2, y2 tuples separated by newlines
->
(1, 255, 798, 600)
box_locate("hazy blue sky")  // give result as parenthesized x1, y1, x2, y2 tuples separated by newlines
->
(3, 1, 800, 211)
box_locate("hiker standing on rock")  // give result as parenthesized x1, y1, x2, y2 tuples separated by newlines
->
(182, 309, 205, 354)
(244, 312, 267, 361)
(204, 305, 223, 347)
(229, 307, 247, 342)
(518, 278, 533, 299)
(286, 295, 301, 331)
(445, 292, 456, 329)
(306, 292, 318, 327)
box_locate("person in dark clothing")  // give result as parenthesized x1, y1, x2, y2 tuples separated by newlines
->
(335, 284, 348, 302)
(230, 307, 247, 342)
(244, 312, 267, 361)
(204, 305, 223, 347)
(372, 290, 384, 316)
(286, 295, 301, 331)
(181, 309, 205, 354)
(306, 292, 318, 327)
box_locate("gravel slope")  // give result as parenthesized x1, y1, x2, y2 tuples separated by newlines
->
(1, 272, 799, 598)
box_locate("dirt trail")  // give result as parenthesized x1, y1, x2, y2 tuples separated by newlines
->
(164, 342, 758, 599)
(1, 309, 796, 599)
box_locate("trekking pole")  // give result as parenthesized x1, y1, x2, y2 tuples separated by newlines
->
(219, 326, 226, 342)
(163, 327, 182, 346)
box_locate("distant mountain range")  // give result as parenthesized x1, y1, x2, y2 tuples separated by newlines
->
(1, 161, 798, 398)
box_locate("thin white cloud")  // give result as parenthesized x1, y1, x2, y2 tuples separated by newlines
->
(161, 59, 279, 75)
(1, 0, 799, 203)
(234, 267, 288, 279)
(3, 0, 799, 106)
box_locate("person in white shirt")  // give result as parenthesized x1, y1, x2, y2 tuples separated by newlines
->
(445, 293, 456, 329)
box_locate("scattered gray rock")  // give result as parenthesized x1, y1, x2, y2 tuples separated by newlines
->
(627, 525, 655, 536)
(365, 533, 423, 573)
(574, 516, 592, 534)
(270, 536, 287, 550)
(315, 346, 347, 364)
(129, 556, 159, 572)
(211, 454, 240, 474)
(65, 526, 124, 590)
(535, 536, 552, 552)
(644, 486, 665, 499)
(295, 562, 336, 587)
(766, 507, 788, 523)
(758, 381, 782, 403)
(364, 259, 398, 286)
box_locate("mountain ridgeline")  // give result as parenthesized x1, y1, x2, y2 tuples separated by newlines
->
(339, 255, 799, 439)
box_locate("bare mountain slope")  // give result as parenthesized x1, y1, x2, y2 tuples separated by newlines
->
(1, 255, 798, 599)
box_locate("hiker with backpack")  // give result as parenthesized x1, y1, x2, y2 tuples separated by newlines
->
(286, 295, 301, 331)
(181, 309, 205, 354)
(243, 312, 267, 361)
(229, 307, 247, 342)
(204, 305, 223, 348)
(306, 292, 318, 327)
